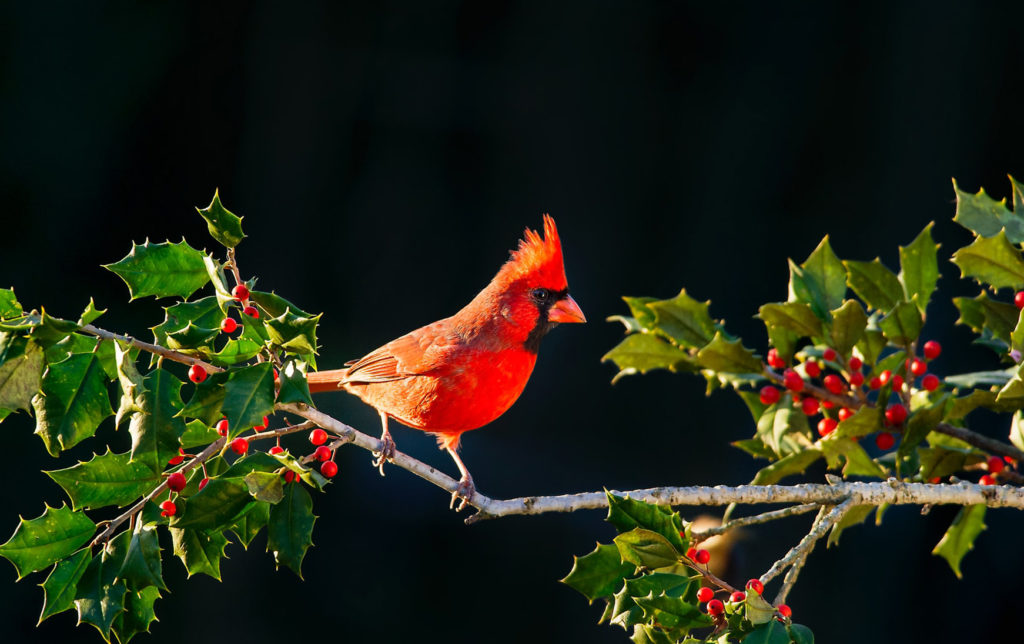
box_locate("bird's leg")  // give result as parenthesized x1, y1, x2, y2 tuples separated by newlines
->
(445, 447, 476, 511)
(372, 411, 396, 476)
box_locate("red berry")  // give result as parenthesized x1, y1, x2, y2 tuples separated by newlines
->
(706, 599, 724, 616)
(869, 376, 882, 390)
(922, 374, 941, 391)
(801, 397, 819, 416)
(166, 472, 186, 492)
(746, 579, 764, 594)
(309, 428, 329, 446)
(232, 284, 250, 301)
(804, 361, 821, 378)
(254, 415, 269, 431)
(823, 374, 844, 394)
(216, 418, 229, 436)
(838, 408, 853, 422)
(230, 437, 249, 455)
(760, 385, 781, 405)
(199, 477, 209, 490)
(848, 356, 863, 371)
(980, 474, 996, 485)
(167, 454, 184, 466)
(910, 359, 927, 376)
(875, 432, 895, 450)
(730, 591, 746, 603)
(783, 369, 804, 392)
(320, 461, 338, 478)
(778, 604, 792, 618)
(885, 403, 907, 425)
(822, 400, 834, 409)
(1016, 291, 1024, 309)
(923, 340, 942, 360)
(243, 305, 259, 318)
(767, 348, 786, 369)
(269, 445, 284, 455)
(188, 364, 207, 383)
(284, 470, 297, 483)
(878, 370, 892, 386)
(160, 500, 176, 517)
(696, 587, 714, 603)
(892, 374, 905, 390)
(220, 317, 238, 333)
(685, 547, 697, 560)
(823, 348, 837, 362)
(987, 456, 1005, 474)
(314, 445, 332, 462)
(849, 372, 864, 387)
(695, 549, 711, 564)
(930, 477, 941, 484)
(818, 418, 837, 437)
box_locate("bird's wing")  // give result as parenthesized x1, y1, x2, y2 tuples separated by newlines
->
(343, 318, 459, 384)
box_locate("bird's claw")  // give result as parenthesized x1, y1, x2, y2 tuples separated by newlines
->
(372, 432, 396, 476)
(449, 475, 475, 512)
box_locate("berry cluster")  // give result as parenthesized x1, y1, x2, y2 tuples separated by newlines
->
(682, 543, 792, 622)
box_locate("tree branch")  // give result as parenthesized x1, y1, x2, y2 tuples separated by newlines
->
(692, 503, 822, 540)
(760, 500, 853, 586)
(81, 324, 223, 374)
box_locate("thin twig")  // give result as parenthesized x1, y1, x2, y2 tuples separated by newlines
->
(774, 548, 810, 606)
(81, 324, 222, 374)
(760, 499, 855, 586)
(692, 503, 822, 540)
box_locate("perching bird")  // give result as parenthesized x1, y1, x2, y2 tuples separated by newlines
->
(306, 216, 585, 509)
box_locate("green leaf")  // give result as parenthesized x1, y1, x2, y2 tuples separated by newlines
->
(78, 298, 107, 326)
(151, 297, 224, 348)
(758, 302, 823, 340)
(244, 471, 285, 504)
(202, 254, 236, 313)
(833, 406, 881, 439)
(1012, 410, 1024, 453)
(221, 363, 275, 434)
(0, 338, 43, 411)
(933, 504, 986, 578)
(74, 535, 128, 641)
(696, 332, 762, 374)
(165, 322, 220, 350)
(757, 403, 812, 457)
(46, 449, 160, 511)
(267, 481, 316, 577)
(249, 290, 314, 318)
(0, 504, 97, 579)
(209, 337, 263, 366)
(45, 333, 118, 380)
(633, 592, 711, 630)
(0, 287, 22, 319)
(646, 289, 717, 349)
(118, 526, 165, 590)
(742, 620, 790, 644)
(918, 445, 984, 480)
(561, 542, 635, 602)
(898, 395, 948, 465)
(170, 477, 251, 531)
(38, 548, 91, 624)
(899, 222, 940, 315)
(277, 359, 313, 406)
(744, 589, 776, 625)
(789, 237, 847, 320)
(826, 504, 874, 547)
(33, 352, 113, 456)
(945, 370, 1014, 390)
(231, 501, 270, 549)
(128, 368, 186, 473)
(788, 623, 815, 644)
(178, 370, 230, 426)
(828, 300, 867, 357)
(732, 437, 776, 460)
(112, 585, 160, 644)
(104, 239, 210, 300)
(819, 437, 887, 478)
(197, 189, 246, 248)
(952, 230, 1024, 290)
(606, 493, 687, 551)
(952, 177, 1024, 243)
(170, 527, 228, 580)
(844, 259, 904, 312)
(613, 529, 679, 570)
(855, 328, 886, 368)
(954, 293, 1019, 343)
(180, 419, 219, 449)
(750, 449, 822, 485)
(621, 296, 658, 330)
(602, 334, 697, 384)
(879, 301, 923, 345)
(30, 310, 81, 349)
(265, 308, 320, 358)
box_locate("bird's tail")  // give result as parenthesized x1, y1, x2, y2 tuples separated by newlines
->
(306, 368, 349, 393)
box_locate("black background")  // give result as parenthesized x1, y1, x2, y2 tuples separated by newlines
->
(2, 2, 1024, 643)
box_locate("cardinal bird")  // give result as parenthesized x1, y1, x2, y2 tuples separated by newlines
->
(306, 215, 585, 509)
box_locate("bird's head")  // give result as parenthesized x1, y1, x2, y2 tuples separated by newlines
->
(483, 215, 586, 351)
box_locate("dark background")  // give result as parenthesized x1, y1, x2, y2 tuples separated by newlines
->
(2, 2, 1023, 642)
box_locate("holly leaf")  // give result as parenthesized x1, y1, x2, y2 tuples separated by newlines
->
(170, 477, 251, 531)
(231, 501, 270, 549)
(758, 302, 823, 340)
(221, 363, 275, 434)
(855, 328, 886, 368)
(757, 403, 812, 457)
(633, 592, 711, 630)
(112, 585, 160, 644)
(646, 290, 717, 349)
(128, 368, 186, 473)
(165, 322, 220, 350)
(74, 535, 128, 641)
(38, 548, 91, 624)
(954, 293, 1019, 343)
(844, 259, 904, 312)
(933, 504, 986, 578)
(196, 189, 245, 248)
(209, 337, 262, 366)
(118, 526, 165, 590)
(169, 527, 228, 580)
(696, 332, 762, 374)
(750, 449, 822, 485)
(820, 436, 888, 478)
(832, 406, 881, 439)
(104, 239, 210, 300)
(265, 308, 320, 359)
(0, 504, 97, 579)
(44, 334, 117, 380)
(606, 493, 687, 551)
(249, 290, 314, 318)
(0, 287, 22, 319)
(180, 419, 219, 449)
(828, 300, 867, 357)
(952, 177, 1024, 243)
(30, 309, 81, 349)
(603, 334, 697, 384)
(46, 449, 160, 511)
(879, 301, 923, 345)
(0, 338, 43, 411)
(151, 297, 224, 348)
(788, 624, 815, 644)
(951, 230, 1024, 290)
(613, 529, 679, 570)
(267, 482, 316, 577)
(897, 395, 948, 466)
(33, 352, 113, 456)
(244, 471, 285, 504)
(899, 222, 940, 315)
(178, 370, 230, 426)
(789, 237, 846, 320)
(826, 504, 875, 547)
(741, 620, 790, 644)
(277, 359, 313, 406)
(78, 298, 107, 326)
(918, 445, 984, 480)
(561, 542, 635, 602)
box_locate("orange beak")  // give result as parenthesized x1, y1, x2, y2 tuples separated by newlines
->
(548, 294, 587, 324)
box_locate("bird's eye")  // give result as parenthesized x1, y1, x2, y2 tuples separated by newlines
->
(531, 288, 551, 302)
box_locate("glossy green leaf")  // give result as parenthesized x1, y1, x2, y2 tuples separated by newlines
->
(45, 334, 117, 380)
(646, 289, 717, 349)
(855, 328, 886, 368)
(38, 548, 91, 624)
(244, 471, 285, 504)
(696, 332, 762, 374)
(954, 293, 1019, 344)
(277, 359, 313, 406)
(789, 237, 846, 320)
(74, 535, 128, 641)
(118, 526, 165, 590)
(879, 301, 923, 345)
(758, 302, 823, 340)
(77, 298, 106, 326)
(561, 542, 635, 602)
(170, 477, 251, 531)
(128, 368, 186, 473)
(180, 419, 219, 449)
(732, 437, 775, 460)
(828, 300, 867, 356)
(951, 230, 1024, 290)
(151, 297, 223, 348)
(0, 287, 22, 318)
(104, 239, 210, 300)
(265, 308, 320, 358)
(209, 337, 262, 366)
(606, 493, 687, 551)
(112, 585, 160, 644)
(221, 362, 275, 434)
(0, 338, 43, 412)
(33, 352, 113, 456)
(202, 254, 235, 313)
(819, 436, 887, 478)
(897, 395, 948, 465)
(844, 259, 904, 312)
(750, 449, 822, 485)
(899, 222, 940, 314)
(933, 504, 986, 578)
(602, 334, 697, 383)
(633, 592, 710, 630)
(619, 296, 658, 330)
(165, 322, 219, 350)
(231, 501, 270, 549)
(788, 623, 815, 644)
(178, 370, 230, 426)
(267, 482, 316, 577)
(826, 504, 874, 547)
(918, 445, 984, 480)
(249, 290, 314, 318)
(197, 189, 245, 248)
(833, 406, 881, 439)
(30, 310, 81, 349)
(757, 404, 811, 457)
(742, 620, 790, 644)
(46, 449, 160, 511)
(613, 529, 679, 570)
(170, 527, 228, 580)
(952, 177, 1024, 243)
(0, 505, 96, 579)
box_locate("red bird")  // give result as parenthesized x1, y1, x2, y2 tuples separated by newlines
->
(307, 216, 585, 509)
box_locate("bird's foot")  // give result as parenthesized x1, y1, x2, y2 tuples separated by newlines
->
(449, 474, 475, 512)
(372, 430, 396, 476)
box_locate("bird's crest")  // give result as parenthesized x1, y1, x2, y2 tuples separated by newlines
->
(496, 215, 568, 289)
